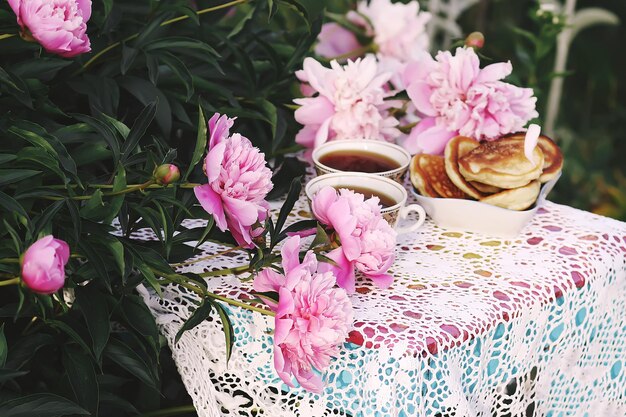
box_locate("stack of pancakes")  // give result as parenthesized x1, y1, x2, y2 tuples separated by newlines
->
(410, 133, 563, 211)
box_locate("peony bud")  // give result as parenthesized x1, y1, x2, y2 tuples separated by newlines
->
(154, 164, 180, 185)
(465, 32, 485, 49)
(21, 236, 70, 294)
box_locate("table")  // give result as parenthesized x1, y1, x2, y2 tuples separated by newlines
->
(139, 197, 626, 417)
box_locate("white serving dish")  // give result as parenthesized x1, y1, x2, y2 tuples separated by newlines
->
(410, 173, 560, 238)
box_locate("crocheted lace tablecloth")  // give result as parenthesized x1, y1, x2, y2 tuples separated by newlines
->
(139, 198, 626, 417)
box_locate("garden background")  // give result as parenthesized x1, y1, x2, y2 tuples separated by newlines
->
(0, 0, 624, 416)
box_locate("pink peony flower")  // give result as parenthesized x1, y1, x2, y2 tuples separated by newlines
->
(8, 0, 91, 58)
(253, 236, 353, 393)
(312, 187, 397, 292)
(294, 56, 400, 150)
(315, 0, 431, 66)
(347, 0, 431, 63)
(314, 23, 361, 60)
(21, 235, 70, 294)
(402, 47, 539, 154)
(194, 113, 273, 248)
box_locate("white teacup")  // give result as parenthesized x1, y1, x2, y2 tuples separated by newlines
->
(312, 140, 411, 183)
(305, 172, 426, 234)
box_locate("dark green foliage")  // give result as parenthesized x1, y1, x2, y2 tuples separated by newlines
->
(0, 0, 319, 415)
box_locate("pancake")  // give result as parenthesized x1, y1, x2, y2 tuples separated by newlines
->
(444, 136, 485, 199)
(500, 132, 564, 183)
(537, 136, 563, 182)
(470, 181, 502, 194)
(458, 138, 545, 189)
(479, 180, 541, 211)
(418, 154, 467, 199)
(409, 154, 438, 198)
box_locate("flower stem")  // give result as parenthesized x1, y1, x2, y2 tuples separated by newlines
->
(0, 34, 16, 41)
(157, 269, 273, 317)
(42, 179, 163, 200)
(81, 0, 248, 71)
(206, 291, 273, 316)
(0, 258, 20, 264)
(0, 277, 20, 287)
(198, 265, 250, 277)
(323, 44, 375, 62)
(170, 246, 244, 267)
(137, 405, 197, 417)
(47, 182, 201, 190)
(397, 122, 418, 134)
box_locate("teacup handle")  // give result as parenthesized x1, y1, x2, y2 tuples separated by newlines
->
(396, 204, 426, 234)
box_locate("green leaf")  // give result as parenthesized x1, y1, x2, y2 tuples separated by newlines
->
(213, 302, 235, 362)
(73, 114, 121, 166)
(11, 58, 72, 80)
(122, 101, 157, 160)
(0, 369, 28, 383)
(144, 36, 219, 57)
(158, 52, 194, 100)
(175, 300, 212, 343)
(273, 176, 302, 242)
(99, 113, 130, 139)
(80, 189, 105, 221)
(65, 199, 81, 241)
(75, 284, 111, 361)
(121, 45, 139, 75)
(0, 154, 16, 165)
(256, 99, 278, 139)
(136, 261, 162, 297)
(5, 333, 54, 370)
(63, 346, 99, 416)
(228, 6, 256, 38)
(16, 147, 65, 181)
(119, 76, 172, 136)
(104, 338, 158, 390)
(184, 106, 207, 181)
(119, 295, 160, 357)
(0, 169, 41, 186)
(309, 224, 330, 249)
(0, 324, 6, 366)
(0, 393, 89, 417)
(0, 191, 29, 221)
(46, 320, 93, 357)
(278, 0, 311, 30)
(32, 199, 65, 238)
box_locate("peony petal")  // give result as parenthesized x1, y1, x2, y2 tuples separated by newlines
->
(323, 248, 356, 293)
(206, 142, 226, 182)
(406, 81, 436, 117)
(273, 347, 295, 387)
(76, 0, 92, 21)
(476, 61, 512, 84)
(294, 96, 335, 125)
(406, 118, 457, 155)
(365, 272, 394, 289)
(194, 184, 227, 231)
(274, 317, 293, 344)
(280, 235, 302, 273)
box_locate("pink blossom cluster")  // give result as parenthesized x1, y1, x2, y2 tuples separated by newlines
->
(312, 187, 397, 293)
(8, 0, 92, 57)
(294, 56, 400, 151)
(194, 113, 273, 248)
(254, 236, 353, 393)
(402, 47, 539, 154)
(315, 0, 431, 65)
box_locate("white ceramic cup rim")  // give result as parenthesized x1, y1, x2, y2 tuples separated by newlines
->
(312, 140, 411, 176)
(305, 172, 408, 211)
